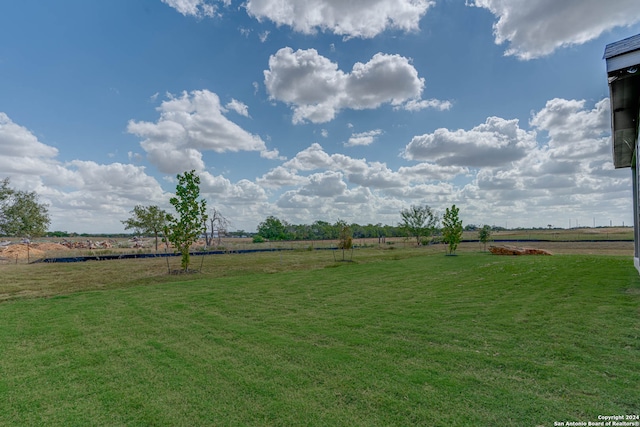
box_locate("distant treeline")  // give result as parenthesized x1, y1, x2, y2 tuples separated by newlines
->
(44, 224, 629, 240)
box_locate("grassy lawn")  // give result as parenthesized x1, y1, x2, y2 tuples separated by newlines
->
(0, 249, 639, 426)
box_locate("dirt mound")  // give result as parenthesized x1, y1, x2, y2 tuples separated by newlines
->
(31, 242, 70, 251)
(489, 245, 552, 256)
(0, 244, 45, 260)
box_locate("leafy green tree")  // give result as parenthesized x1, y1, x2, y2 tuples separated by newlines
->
(442, 204, 463, 255)
(164, 170, 208, 271)
(478, 225, 492, 251)
(399, 204, 438, 245)
(122, 205, 168, 252)
(309, 220, 336, 240)
(0, 178, 50, 237)
(257, 215, 290, 241)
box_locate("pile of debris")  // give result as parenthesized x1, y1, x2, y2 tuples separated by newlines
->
(129, 237, 147, 248)
(489, 245, 552, 256)
(0, 243, 45, 260)
(60, 240, 114, 250)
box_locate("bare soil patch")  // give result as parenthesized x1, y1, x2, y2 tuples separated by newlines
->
(0, 244, 45, 260)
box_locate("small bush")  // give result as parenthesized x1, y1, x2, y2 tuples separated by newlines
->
(252, 235, 265, 243)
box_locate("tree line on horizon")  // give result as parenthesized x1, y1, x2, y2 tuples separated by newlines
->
(2, 171, 487, 268)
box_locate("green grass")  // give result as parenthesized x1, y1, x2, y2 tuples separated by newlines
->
(0, 250, 639, 426)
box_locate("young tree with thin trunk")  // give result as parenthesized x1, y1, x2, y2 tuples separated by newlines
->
(442, 204, 463, 255)
(122, 205, 168, 252)
(164, 171, 208, 272)
(399, 204, 438, 245)
(478, 225, 492, 251)
(336, 219, 353, 261)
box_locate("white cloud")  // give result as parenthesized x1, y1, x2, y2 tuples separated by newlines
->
(225, 98, 250, 117)
(347, 53, 424, 108)
(455, 98, 629, 227)
(161, 0, 216, 18)
(128, 151, 144, 163)
(259, 30, 270, 43)
(0, 112, 172, 232)
(346, 161, 405, 189)
(299, 171, 347, 197)
(401, 99, 452, 112)
(345, 129, 383, 147)
(398, 163, 470, 181)
(260, 147, 285, 160)
(200, 171, 268, 204)
(529, 98, 610, 159)
(0, 113, 58, 159)
(278, 142, 468, 194)
(257, 166, 308, 188)
(0, 112, 72, 188)
(404, 117, 538, 166)
(245, 0, 434, 39)
(283, 143, 335, 170)
(66, 161, 165, 201)
(264, 48, 446, 123)
(469, 0, 640, 59)
(128, 90, 268, 174)
(0, 95, 632, 233)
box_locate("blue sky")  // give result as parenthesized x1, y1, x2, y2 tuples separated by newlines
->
(1, 0, 640, 233)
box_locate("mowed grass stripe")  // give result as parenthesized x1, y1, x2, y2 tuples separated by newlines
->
(0, 253, 639, 426)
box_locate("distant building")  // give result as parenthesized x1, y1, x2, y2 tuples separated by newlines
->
(605, 33, 640, 272)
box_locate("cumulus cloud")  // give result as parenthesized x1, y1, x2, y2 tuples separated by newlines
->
(225, 98, 250, 117)
(65, 161, 166, 201)
(404, 117, 538, 167)
(0, 113, 58, 159)
(257, 166, 307, 188)
(469, 0, 640, 59)
(200, 171, 268, 204)
(244, 0, 434, 39)
(299, 171, 347, 197)
(0, 96, 631, 233)
(283, 143, 336, 170)
(161, 0, 217, 18)
(277, 142, 468, 195)
(0, 112, 170, 232)
(345, 129, 383, 147)
(530, 98, 610, 159)
(0, 112, 74, 188)
(264, 48, 447, 123)
(398, 163, 470, 181)
(128, 90, 269, 174)
(456, 98, 629, 227)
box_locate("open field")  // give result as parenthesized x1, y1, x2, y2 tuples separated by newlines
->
(0, 227, 634, 265)
(486, 227, 634, 242)
(0, 242, 634, 300)
(0, 246, 639, 426)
